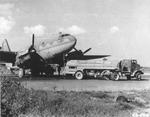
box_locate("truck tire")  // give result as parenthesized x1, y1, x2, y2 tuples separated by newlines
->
(110, 72, 120, 81)
(126, 75, 131, 80)
(75, 71, 84, 80)
(94, 71, 101, 78)
(135, 72, 142, 80)
(101, 70, 111, 80)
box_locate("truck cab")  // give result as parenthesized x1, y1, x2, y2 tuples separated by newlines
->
(118, 59, 144, 80)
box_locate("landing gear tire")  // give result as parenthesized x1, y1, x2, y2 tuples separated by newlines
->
(126, 75, 131, 80)
(135, 73, 142, 80)
(45, 66, 54, 77)
(75, 71, 84, 80)
(32, 70, 40, 77)
(18, 69, 24, 78)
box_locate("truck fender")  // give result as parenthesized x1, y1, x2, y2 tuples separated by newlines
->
(132, 70, 144, 77)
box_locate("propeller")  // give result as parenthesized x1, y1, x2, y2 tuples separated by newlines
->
(66, 47, 92, 60)
(28, 34, 36, 53)
(73, 47, 92, 55)
(83, 48, 91, 54)
(32, 34, 35, 47)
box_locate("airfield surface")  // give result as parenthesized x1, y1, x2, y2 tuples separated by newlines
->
(21, 75, 150, 116)
(21, 75, 150, 91)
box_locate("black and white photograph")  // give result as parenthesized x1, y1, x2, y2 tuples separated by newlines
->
(0, 0, 150, 116)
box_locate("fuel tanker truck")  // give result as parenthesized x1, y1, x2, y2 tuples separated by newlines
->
(63, 59, 144, 80)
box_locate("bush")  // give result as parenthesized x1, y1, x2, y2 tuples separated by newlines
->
(1, 77, 46, 117)
(1, 77, 67, 117)
(1, 77, 29, 116)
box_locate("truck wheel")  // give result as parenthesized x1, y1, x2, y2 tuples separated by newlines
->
(18, 68, 24, 78)
(94, 71, 101, 78)
(101, 70, 110, 80)
(126, 75, 131, 80)
(110, 72, 120, 81)
(135, 73, 142, 80)
(75, 71, 84, 80)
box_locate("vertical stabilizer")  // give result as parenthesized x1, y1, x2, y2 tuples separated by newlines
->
(1, 39, 11, 52)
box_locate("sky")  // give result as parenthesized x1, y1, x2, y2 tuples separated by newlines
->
(0, 0, 150, 67)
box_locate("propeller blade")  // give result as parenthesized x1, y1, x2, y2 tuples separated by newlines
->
(73, 47, 78, 52)
(32, 34, 35, 47)
(83, 48, 91, 54)
(28, 34, 36, 53)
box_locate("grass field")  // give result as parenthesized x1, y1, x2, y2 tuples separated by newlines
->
(1, 77, 150, 117)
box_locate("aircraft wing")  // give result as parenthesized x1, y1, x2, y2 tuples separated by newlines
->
(67, 54, 110, 60)
(15, 50, 46, 69)
(78, 55, 110, 60)
(0, 51, 16, 64)
(66, 48, 110, 60)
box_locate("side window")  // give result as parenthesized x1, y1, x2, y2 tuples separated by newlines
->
(69, 66, 77, 69)
(63, 38, 69, 42)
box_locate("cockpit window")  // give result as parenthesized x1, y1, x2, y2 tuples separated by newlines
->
(69, 66, 77, 69)
(61, 34, 70, 37)
(63, 38, 69, 42)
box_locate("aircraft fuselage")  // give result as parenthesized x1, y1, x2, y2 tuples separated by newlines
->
(15, 34, 77, 69)
(36, 34, 76, 61)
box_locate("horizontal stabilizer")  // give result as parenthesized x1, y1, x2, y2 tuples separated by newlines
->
(0, 39, 16, 64)
(0, 51, 16, 63)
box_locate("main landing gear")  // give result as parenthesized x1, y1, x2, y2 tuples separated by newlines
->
(18, 66, 54, 78)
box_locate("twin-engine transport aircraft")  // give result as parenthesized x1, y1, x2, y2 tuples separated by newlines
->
(0, 33, 109, 77)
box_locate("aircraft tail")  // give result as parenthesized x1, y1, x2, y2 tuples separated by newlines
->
(1, 39, 11, 52)
(0, 39, 16, 64)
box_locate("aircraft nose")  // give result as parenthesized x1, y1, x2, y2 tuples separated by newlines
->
(68, 35, 77, 46)
(59, 35, 77, 53)
(62, 35, 77, 46)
